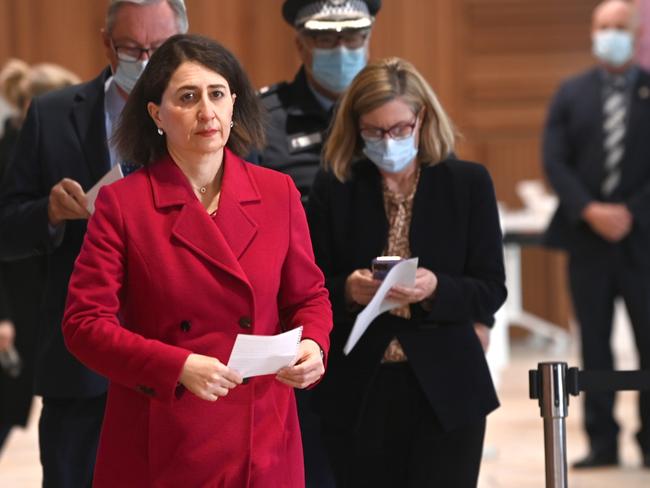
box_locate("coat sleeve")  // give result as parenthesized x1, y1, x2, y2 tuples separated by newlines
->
(542, 82, 594, 223)
(423, 165, 507, 324)
(276, 175, 332, 360)
(306, 170, 351, 326)
(62, 185, 191, 404)
(0, 99, 61, 261)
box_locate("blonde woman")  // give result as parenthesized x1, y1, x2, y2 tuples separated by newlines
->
(307, 57, 506, 487)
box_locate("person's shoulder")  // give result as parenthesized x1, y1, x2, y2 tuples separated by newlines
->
(555, 66, 599, 94)
(429, 157, 493, 185)
(105, 166, 149, 198)
(33, 69, 107, 111)
(258, 81, 290, 112)
(431, 157, 486, 174)
(27, 83, 80, 116)
(244, 158, 283, 177)
(242, 158, 293, 188)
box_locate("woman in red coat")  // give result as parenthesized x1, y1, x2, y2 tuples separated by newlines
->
(62, 34, 332, 488)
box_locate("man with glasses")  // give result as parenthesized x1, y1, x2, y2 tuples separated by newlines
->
(258, 0, 382, 205)
(0, 1, 187, 486)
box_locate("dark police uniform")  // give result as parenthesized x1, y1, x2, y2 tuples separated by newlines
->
(262, 2, 383, 485)
(259, 67, 331, 204)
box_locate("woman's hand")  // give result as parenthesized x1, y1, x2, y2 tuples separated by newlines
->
(0, 321, 15, 352)
(387, 267, 438, 305)
(276, 339, 324, 389)
(179, 353, 243, 402)
(345, 269, 381, 306)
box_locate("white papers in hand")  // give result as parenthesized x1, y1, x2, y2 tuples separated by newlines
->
(343, 257, 418, 355)
(86, 164, 124, 214)
(227, 326, 303, 378)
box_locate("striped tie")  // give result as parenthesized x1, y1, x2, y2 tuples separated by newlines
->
(601, 77, 626, 196)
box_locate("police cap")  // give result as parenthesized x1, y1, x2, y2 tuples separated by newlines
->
(282, 0, 381, 32)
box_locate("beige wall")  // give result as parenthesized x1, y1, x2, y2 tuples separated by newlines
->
(1, 0, 607, 327)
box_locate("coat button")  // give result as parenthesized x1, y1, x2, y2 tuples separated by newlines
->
(180, 320, 191, 332)
(238, 316, 252, 329)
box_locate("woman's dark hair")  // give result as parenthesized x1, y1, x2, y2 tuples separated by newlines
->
(114, 34, 265, 165)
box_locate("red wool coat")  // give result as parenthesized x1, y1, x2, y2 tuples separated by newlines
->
(62, 150, 332, 488)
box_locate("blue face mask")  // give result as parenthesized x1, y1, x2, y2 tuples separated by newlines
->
(363, 134, 419, 174)
(311, 46, 367, 93)
(113, 59, 148, 94)
(592, 29, 634, 67)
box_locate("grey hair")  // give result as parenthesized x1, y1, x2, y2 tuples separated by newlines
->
(106, 0, 189, 34)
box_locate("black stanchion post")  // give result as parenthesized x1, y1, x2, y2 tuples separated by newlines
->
(530, 362, 569, 488)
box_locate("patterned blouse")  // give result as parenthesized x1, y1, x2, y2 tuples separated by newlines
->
(380, 168, 420, 363)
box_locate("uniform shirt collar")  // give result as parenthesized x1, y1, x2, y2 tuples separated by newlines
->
(306, 79, 336, 112)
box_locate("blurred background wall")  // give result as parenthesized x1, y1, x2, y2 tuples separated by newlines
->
(3, 0, 648, 331)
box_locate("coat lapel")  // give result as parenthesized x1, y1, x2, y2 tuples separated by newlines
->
(583, 69, 606, 187)
(149, 151, 259, 287)
(350, 161, 387, 265)
(71, 67, 112, 185)
(213, 151, 260, 260)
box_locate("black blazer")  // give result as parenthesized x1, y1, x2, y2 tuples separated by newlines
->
(307, 158, 506, 431)
(543, 66, 650, 265)
(0, 68, 112, 398)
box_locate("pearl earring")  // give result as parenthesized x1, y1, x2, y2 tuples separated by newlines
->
(230, 120, 234, 128)
(157, 128, 164, 136)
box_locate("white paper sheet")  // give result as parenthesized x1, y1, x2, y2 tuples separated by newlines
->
(343, 257, 418, 355)
(86, 164, 124, 214)
(227, 326, 303, 378)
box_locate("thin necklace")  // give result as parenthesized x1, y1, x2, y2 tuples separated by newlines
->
(189, 165, 223, 197)
(191, 180, 214, 195)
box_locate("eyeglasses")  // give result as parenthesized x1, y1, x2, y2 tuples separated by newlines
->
(359, 119, 418, 142)
(303, 29, 370, 49)
(111, 40, 161, 62)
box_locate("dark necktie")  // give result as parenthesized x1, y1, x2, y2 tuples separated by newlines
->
(601, 76, 626, 196)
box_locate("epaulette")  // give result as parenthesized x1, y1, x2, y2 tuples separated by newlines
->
(257, 82, 287, 111)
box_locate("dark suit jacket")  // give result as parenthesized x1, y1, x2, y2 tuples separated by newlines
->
(0, 68, 112, 398)
(543, 66, 650, 265)
(307, 158, 506, 432)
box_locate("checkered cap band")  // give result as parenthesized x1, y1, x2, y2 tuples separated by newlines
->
(295, 0, 371, 27)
